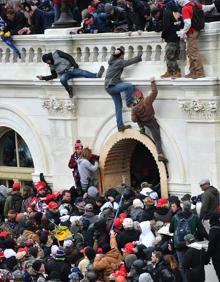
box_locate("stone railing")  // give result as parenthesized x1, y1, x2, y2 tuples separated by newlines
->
(0, 22, 220, 79)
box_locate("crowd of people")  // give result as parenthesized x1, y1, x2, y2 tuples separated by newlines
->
(0, 140, 219, 282)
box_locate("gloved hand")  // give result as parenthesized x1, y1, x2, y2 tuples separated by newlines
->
(176, 30, 187, 40)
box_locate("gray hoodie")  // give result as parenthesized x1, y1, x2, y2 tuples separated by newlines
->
(104, 55, 142, 89)
(77, 159, 98, 186)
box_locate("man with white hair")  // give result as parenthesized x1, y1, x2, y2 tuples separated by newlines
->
(199, 178, 219, 233)
(176, 0, 216, 78)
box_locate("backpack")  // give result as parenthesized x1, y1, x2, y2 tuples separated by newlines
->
(174, 214, 193, 247)
(188, 3, 205, 31)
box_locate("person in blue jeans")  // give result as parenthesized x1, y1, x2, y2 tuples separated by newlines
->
(105, 48, 142, 131)
(37, 50, 105, 98)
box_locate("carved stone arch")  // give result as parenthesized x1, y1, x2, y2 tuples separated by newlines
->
(99, 129, 168, 197)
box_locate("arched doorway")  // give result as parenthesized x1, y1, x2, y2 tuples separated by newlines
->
(99, 129, 168, 197)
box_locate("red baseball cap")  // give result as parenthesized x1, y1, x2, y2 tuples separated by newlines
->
(156, 198, 169, 208)
(121, 242, 135, 254)
(48, 201, 58, 210)
(114, 218, 123, 229)
(35, 181, 46, 192)
(119, 213, 127, 219)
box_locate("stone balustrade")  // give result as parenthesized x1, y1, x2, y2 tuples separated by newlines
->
(0, 22, 220, 78)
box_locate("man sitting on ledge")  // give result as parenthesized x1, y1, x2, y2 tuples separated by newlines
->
(37, 50, 105, 98)
(131, 77, 168, 163)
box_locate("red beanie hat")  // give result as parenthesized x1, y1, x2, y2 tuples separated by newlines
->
(75, 139, 83, 150)
(114, 218, 123, 229)
(12, 182, 21, 191)
(119, 212, 127, 219)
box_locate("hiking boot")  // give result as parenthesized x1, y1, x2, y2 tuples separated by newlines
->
(161, 71, 173, 78)
(68, 87, 74, 98)
(171, 69, 182, 78)
(118, 125, 132, 132)
(97, 66, 105, 78)
(191, 73, 205, 79)
(158, 153, 168, 163)
(184, 72, 194, 78)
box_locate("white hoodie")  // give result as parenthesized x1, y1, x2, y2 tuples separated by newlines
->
(139, 221, 155, 248)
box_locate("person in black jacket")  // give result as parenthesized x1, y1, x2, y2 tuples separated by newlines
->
(161, 0, 183, 78)
(126, 0, 150, 32)
(5, 8, 27, 35)
(37, 50, 105, 98)
(116, 218, 141, 249)
(206, 211, 220, 281)
(182, 234, 206, 282)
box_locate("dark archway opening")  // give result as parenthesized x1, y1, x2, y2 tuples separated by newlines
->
(130, 142, 160, 190)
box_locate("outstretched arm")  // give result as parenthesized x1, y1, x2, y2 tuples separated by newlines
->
(37, 70, 57, 81)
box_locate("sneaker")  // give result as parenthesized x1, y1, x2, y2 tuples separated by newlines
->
(97, 66, 105, 78)
(161, 71, 173, 78)
(118, 125, 132, 132)
(158, 153, 168, 163)
(68, 87, 74, 98)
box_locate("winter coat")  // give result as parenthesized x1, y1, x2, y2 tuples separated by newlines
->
(77, 158, 98, 186)
(81, 211, 98, 225)
(23, 230, 40, 244)
(4, 191, 22, 217)
(161, 6, 183, 42)
(5, 11, 27, 35)
(45, 259, 71, 282)
(34, 8, 55, 31)
(43, 50, 79, 81)
(154, 207, 172, 223)
(182, 247, 206, 282)
(139, 221, 155, 247)
(93, 12, 110, 33)
(116, 228, 141, 249)
(105, 55, 142, 89)
(200, 186, 219, 219)
(169, 210, 208, 250)
(126, 0, 150, 31)
(147, 259, 175, 282)
(93, 233, 122, 282)
(131, 81, 157, 123)
(130, 207, 145, 222)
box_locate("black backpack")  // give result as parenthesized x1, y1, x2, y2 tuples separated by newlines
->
(188, 3, 205, 31)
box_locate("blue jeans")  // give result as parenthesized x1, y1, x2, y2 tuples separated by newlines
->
(60, 69, 97, 92)
(106, 82, 134, 128)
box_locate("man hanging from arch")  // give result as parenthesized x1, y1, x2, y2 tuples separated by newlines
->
(131, 77, 168, 163)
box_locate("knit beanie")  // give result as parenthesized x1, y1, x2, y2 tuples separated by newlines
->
(133, 199, 144, 209)
(55, 249, 65, 260)
(139, 273, 153, 282)
(12, 182, 21, 191)
(87, 186, 98, 198)
(124, 254, 137, 270)
(50, 245, 59, 257)
(105, 3, 114, 14)
(122, 218, 134, 230)
(74, 139, 83, 150)
(42, 52, 53, 63)
(32, 260, 43, 272)
(114, 218, 123, 229)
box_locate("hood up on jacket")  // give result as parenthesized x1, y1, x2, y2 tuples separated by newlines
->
(139, 221, 155, 248)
